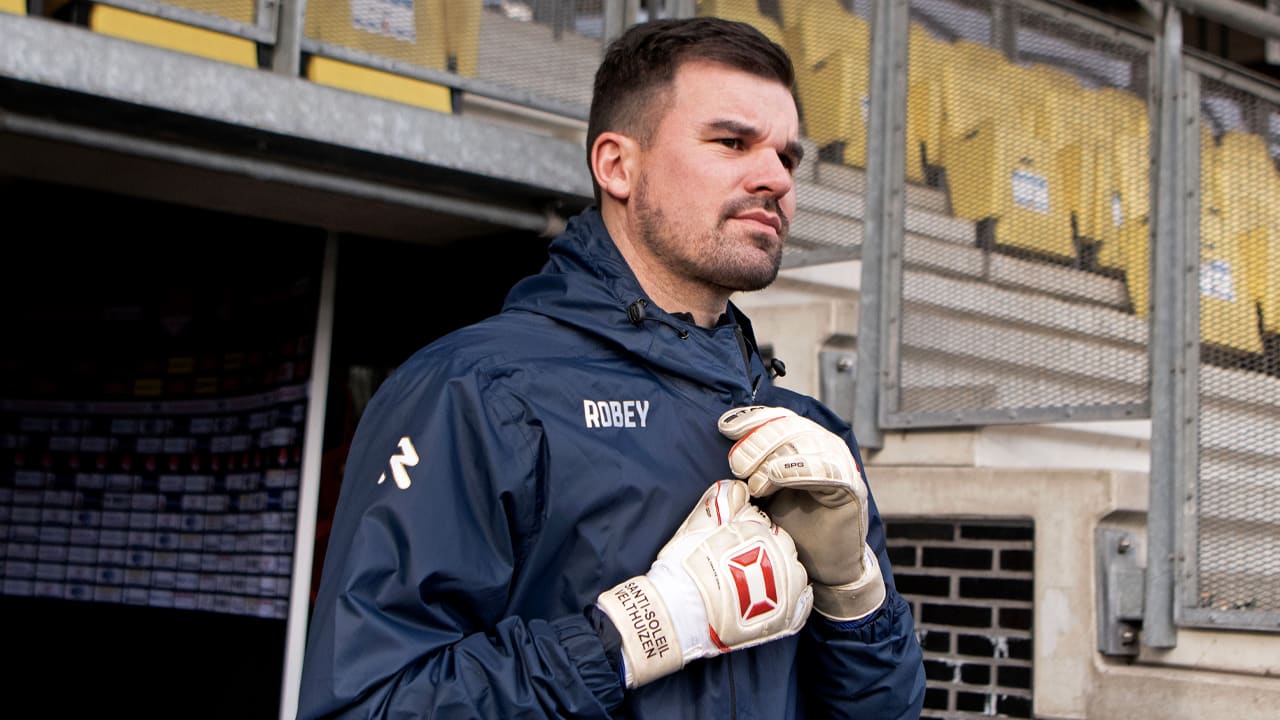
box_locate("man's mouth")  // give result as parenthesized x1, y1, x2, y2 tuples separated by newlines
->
(733, 210, 782, 234)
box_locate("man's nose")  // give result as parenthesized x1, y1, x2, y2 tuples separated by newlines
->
(748, 150, 794, 199)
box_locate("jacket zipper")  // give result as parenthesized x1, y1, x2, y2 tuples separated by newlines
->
(728, 656, 738, 718)
(732, 323, 760, 402)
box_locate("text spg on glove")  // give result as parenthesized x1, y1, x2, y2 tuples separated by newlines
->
(718, 406, 886, 622)
(596, 479, 813, 688)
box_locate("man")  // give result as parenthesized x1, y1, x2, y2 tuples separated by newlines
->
(298, 16, 925, 719)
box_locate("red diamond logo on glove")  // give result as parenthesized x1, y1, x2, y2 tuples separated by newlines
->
(728, 543, 778, 620)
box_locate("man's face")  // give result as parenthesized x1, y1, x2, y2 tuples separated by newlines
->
(632, 59, 801, 294)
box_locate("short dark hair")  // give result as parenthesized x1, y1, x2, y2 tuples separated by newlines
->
(586, 17, 795, 204)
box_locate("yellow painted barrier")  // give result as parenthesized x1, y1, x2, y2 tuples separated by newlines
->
(306, 55, 452, 112)
(88, 5, 257, 67)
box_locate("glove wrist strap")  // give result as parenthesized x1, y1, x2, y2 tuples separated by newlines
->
(813, 547, 887, 622)
(597, 575, 684, 687)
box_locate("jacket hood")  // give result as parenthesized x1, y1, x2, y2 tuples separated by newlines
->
(501, 207, 763, 396)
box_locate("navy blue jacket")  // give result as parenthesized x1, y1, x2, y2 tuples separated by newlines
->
(298, 207, 926, 719)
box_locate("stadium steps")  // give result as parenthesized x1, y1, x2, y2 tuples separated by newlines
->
(813, 159, 950, 215)
(791, 161, 1130, 310)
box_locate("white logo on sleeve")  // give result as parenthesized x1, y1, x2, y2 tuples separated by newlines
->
(378, 436, 420, 489)
(583, 400, 650, 428)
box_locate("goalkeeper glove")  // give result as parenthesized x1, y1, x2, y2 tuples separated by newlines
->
(596, 479, 813, 688)
(718, 406, 886, 622)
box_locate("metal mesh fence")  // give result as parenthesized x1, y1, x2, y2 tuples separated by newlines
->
(1187, 76, 1280, 622)
(884, 0, 1152, 427)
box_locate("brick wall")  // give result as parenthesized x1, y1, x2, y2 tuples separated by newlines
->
(887, 519, 1035, 719)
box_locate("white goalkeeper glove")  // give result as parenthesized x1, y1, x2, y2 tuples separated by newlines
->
(718, 406, 886, 622)
(596, 479, 813, 688)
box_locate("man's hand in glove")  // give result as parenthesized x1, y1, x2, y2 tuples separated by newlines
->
(596, 479, 813, 688)
(718, 406, 886, 623)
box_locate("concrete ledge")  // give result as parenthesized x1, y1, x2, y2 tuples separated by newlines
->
(1089, 658, 1280, 720)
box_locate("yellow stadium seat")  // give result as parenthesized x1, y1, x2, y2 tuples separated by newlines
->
(777, 0, 800, 27)
(305, 56, 452, 112)
(1236, 223, 1280, 337)
(1197, 129, 1263, 354)
(1024, 64, 1084, 152)
(84, 4, 258, 67)
(937, 40, 1016, 170)
(1216, 131, 1273, 240)
(1115, 200, 1264, 359)
(1114, 216, 1150, 316)
(697, 0, 786, 48)
(442, 0, 481, 77)
(305, 0, 449, 74)
(934, 44, 1077, 260)
(1117, 123, 1263, 358)
(1218, 131, 1280, 337)
(906, 23, 950, 184)
(947, 117, 1075, 261)
(2, 0, 26, 15)
(1200, 204, 1263, 354)
(784, 0, 870, 168)
(1069, 87, 1150, 274)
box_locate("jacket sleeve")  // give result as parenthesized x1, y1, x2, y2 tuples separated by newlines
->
(796, 434, 927, 719)
(296, 364, 625, 719)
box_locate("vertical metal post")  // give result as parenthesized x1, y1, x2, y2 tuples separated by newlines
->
(990, 0, 1019, 60)
(855, 0, 909, 450)
(278, 232, 338, 720)
(269, 0, 305, 77)
(1176, 71, 1202, 635)
(1145, 5, 1193, 650)
(668, 0, 696, 19)
(603, 0, 641, 46)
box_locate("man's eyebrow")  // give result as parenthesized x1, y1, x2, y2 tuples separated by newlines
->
(706, 118, 804, 164)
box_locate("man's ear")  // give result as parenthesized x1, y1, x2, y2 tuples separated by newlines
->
(591, 131, 637, 201)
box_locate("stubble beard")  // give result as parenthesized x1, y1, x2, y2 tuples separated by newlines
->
(633, 177, 785, 294)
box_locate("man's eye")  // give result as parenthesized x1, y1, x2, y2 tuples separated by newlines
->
(717, 138, 744, 150)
